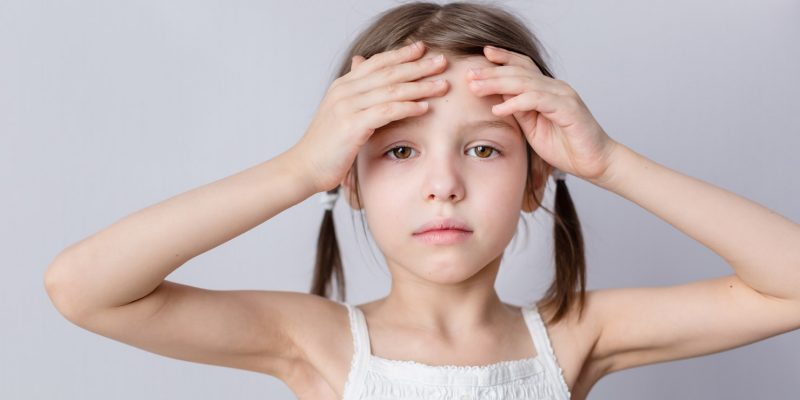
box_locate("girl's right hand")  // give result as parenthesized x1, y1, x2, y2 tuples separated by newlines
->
(290, 41, 450, 193)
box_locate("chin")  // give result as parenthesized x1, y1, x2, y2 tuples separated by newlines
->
(414, 261, 484, 284)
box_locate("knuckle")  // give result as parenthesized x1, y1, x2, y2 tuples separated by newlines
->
(564, 87, 578, 98)
(327, 81, 346, 99)
(333, 74, 353, 89)
(555, 79, 574, 94)
(385, 82, 401, 95)
(377, 102, 393, 115)
(568, 86, 579, 97)
(566, 96, 581, 108)
(381, 66, 399, 81)
(528, 90, 543, 100)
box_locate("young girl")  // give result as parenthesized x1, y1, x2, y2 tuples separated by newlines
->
(44, 2, 800, 399)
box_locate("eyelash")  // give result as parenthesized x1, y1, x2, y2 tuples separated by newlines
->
(383, 145, 502, 162)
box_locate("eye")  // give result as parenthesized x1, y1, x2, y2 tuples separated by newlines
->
(383, 145, 502, 161)
(384, 146, 416, 161)
(466, 145, 501, 159)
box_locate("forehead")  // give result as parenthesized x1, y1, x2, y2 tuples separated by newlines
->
(377, 53, 519, 135)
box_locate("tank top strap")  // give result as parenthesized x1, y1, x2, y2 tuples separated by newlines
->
(338, 302, 371, 400)
(521, 302, 572, 399)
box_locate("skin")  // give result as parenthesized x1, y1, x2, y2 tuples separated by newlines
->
(339, 51, 552, 341)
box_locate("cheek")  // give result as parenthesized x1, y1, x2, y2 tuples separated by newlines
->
(473, 172, 526, 234)
(355, 164, 408, 246)
(356, 161, 396, 208)
(473, 153, 529, 233)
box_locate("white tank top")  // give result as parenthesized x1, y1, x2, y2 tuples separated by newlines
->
(336, 301, 573, 399)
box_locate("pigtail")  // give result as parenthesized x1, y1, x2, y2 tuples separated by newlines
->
(540, 173, 587, 325)
(310, 187, 346, 301)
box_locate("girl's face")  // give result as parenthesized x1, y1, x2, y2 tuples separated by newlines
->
(344, 53, 536, 284)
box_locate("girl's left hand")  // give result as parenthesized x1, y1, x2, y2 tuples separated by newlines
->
(467, 45, 619, 182)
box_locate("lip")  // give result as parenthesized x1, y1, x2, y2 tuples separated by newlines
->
(413, 229, 472, 245)
(413, 218, 473, 235)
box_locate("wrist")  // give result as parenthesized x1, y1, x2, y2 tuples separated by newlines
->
(276, 147, 322, 197)
(588, 141, 637, 192)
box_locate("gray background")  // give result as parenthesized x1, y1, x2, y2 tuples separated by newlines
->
(4, 0, 799, 398)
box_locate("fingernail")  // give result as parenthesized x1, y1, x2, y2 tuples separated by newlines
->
(469, 67, 481, 78)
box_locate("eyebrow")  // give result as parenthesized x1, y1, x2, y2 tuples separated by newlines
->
(457, 119, 517, 134)
(384, 118, 517, 135)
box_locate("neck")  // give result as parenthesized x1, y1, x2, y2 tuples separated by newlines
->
(377, 255, 516, 336)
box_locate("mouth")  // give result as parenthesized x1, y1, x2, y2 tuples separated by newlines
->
(412, 229, 473, 245)
(413, 218, 472, 235)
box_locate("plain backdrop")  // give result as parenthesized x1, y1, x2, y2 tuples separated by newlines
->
(4, 0, 798, 398)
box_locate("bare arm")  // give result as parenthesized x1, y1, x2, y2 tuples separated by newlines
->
(45, 149, 318, 318)
(583, 143, 800, 377)
(591, 142, 800, 301)
(41, 42, 443, 379)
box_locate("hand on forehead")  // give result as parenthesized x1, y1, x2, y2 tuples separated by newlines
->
(415, 53, 497, 84)
(407, 53, 510, 122)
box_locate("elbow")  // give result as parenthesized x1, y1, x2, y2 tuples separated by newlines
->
(44, 252, 89, 323)
(44, 250, 71, 291)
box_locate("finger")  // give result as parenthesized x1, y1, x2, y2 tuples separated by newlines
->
(355, 100, 430, 133)
(350, 55, 366, 72)
(483, 45, 543, 75)
(348, 41, 426, 81)
(350, 78, 448, 111)
(345, 52, 447, 98)
(468, 76, 562, 98)
(467, 65, 522, 79)
(468, 73, 565, 97)
(467, 65, 563, 91)
(492, 91, 574, 127)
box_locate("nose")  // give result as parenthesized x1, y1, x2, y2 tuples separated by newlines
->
(421, 153, 465, 203)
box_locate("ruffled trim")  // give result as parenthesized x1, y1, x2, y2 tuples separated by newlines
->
(362, 367, 558, 399)
(527, 304, 573, 398)
(543, 341, 572, 398)
(369, 354, 545, 386)
(339, 302, 365, 400)
(372, 354, 539, 373)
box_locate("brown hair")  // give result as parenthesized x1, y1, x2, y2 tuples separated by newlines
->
(309, 1, 586, 326)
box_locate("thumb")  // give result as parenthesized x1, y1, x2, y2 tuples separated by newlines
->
(351, 55, 365, 71)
